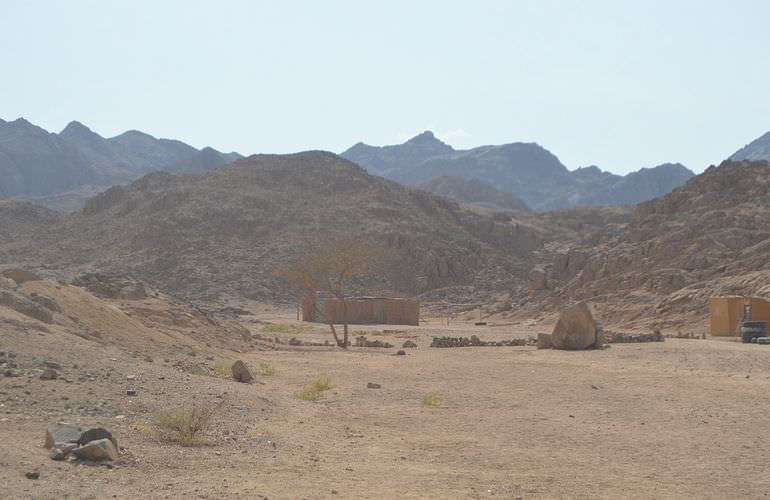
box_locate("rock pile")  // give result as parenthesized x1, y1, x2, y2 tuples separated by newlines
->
(606, 331, 665, 343)
(430, 336, 535, 348)
(45, 422, 118, 461)
(355, 336, 393, 348)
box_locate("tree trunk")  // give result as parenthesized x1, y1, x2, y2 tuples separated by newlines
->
(342, 298, 349, 349)
(315, 302, 342, 347)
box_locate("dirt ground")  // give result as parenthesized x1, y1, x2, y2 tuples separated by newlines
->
(3, 312, 770, 499)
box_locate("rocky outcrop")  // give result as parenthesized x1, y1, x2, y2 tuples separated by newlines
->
(231, 360, 254, 383)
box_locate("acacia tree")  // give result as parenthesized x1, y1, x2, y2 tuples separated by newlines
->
(281, 237, 394, 348)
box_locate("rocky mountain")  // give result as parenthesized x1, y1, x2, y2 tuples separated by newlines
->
(341, 132, 694, 211)
(531, 159, 770, 329)
(0, 152, 545, 304)
(419, 176, 531, 212)
(730, 131, 770, 161)
(0, 118, 241, 204)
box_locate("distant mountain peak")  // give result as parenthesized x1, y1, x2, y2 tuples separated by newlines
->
(60, 120, 99, 138)
(730, 131, 770, 162)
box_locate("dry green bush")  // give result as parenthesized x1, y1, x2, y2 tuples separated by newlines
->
(293, 389, 323, 401)
(214, 359, 233, 376)
(258, 362, 275, 376)
(421, 393, 441, 406)
(310, 376, 333, 392)
(152, 400, 225, 446)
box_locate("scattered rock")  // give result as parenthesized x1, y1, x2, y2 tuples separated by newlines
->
(367, 382, 381, 389)
(402, 340, 417, 348)
(4, 369, 21, 377)
(231, 360, 254, 383)
(49, 447, 67, 460)
(395, 350, 406, 356)
(126, 389, 137, 396)
(43, 361, 62, 370)
(551, 302, 601, 350)
(45, 422, 82, 448)
(73, 438, 118, 461)
(40, 368, 59, 380)
(355, 336, 393, 348)
(25, 471, 40, 480)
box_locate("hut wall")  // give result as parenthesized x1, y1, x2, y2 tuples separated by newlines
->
(710, 297, 770, 336)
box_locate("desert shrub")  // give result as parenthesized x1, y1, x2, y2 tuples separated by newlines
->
(310, 376, 333, 392)
(152, 400, 224, 446)
(258, 362, 275, 376)
(293, 389, 323, 401)
(421, 392, 441, 406)
(261, 323, 291, 333)
(184, 364, 209, 376)
(214, 359, 233, 376)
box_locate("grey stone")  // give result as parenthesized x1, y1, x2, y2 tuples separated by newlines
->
(45, 422, 82, 448)
(73, 438, 118, 461)
(395, 350, 406, 356)
(40, 368, 58, 380)
(25, 471, 40, 480)
(78, 427, 117, 449)
(402, 340, 417, 348)
(231, 360, 254, 383)
(126, 389, 137, 396)
(49, 448, 66, 460)
(367, 382, 381, 389)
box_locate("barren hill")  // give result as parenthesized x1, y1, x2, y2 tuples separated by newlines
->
(342, 132, 694, 211)
(533, 160, 770, 329)
(418, 176, 531, 212)
(0, 152, 544, 304)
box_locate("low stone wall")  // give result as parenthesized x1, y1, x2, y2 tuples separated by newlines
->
(430, 335, 536, 348)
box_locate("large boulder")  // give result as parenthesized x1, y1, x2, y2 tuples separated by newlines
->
(231, 360, 254, 383)
(73, 438, 118, 461)
(551, 302, 600, 350)
(45, 422, 82, 448)
(537, 333, 553, 349)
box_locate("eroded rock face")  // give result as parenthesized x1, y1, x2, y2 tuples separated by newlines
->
(551, 302, 599, 350)
(231, 360, 254, 383)
(72, 273, 148, 300)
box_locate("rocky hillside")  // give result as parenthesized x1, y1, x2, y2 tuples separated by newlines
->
(342, 132, 694, 211)
(418, 176, 531, 212)
(532, 160, 770, 329)
(0, 152, 545, 304)
(0, 118, 241, 203)
(730, 131, 770, 161)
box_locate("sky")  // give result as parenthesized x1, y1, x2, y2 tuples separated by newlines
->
(1, 0, 769, 174)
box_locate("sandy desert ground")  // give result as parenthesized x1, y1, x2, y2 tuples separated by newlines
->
(3, 305, 770, 500)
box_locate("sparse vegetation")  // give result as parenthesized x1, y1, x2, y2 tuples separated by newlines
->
(354, 329, 382, 336)
(184, 364, 209, 376)
(261, 323, 291, 333)
(152, 400, 225, 446)
(261, 323, 307, 333)
(293, 376, 334, 401)
(258, 362, 275, 376)
(310, 375, 334, 392)
(422, 392, 441, 406)
(293, 388, 323, 401)
(214, 359, 233, 376)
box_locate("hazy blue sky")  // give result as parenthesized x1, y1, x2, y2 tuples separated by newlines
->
(2, 0, 769, 173)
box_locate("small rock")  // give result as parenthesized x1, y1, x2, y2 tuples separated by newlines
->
(49, 448, 66, 461)
(25, 471, 40, 480)
(126, 389, 137, 396)
(40, 368, 59, 380)
(402, 340, 417, 348)
(45, 422, 83, 448)
(395, 350, 406, 356)
(125, 375, 136, 380)
(73, 438, 118, 461)
(366, 382, 381, 389)
(4, 369, 20, 377)
(43, 361, 62, 370)
(231, 360, 254, 383)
